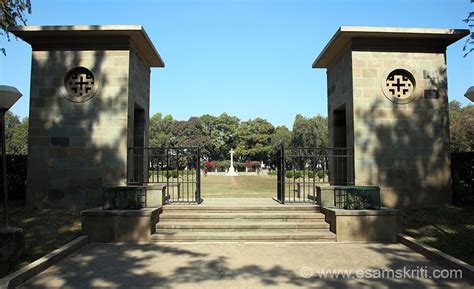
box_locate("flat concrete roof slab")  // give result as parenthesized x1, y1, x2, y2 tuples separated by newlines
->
(10, 25, 165, 67)
(313, 26, 470, 68)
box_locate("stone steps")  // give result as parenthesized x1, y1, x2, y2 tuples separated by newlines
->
(151, 204, 335, 242)
(159, 212, 326, 221)
(162, 205, 321, 213)
(151, 231, 336, 242)
(156, 221, 330, 231)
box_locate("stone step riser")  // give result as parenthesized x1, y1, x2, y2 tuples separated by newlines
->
(151, 239, 336, 244)
(160, 214, 326, 219)
(151, 236, 336, 242)
(156, 224, 329, 230)
(163, 210, 321, 214)
(162, 208, 321, 213)
(156, 218, 324, 224)
(158, 219, 326, 223)
(156, 229, 330, 234)
(151, 239, 336, 243)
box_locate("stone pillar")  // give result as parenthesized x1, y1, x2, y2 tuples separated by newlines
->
(11, 25, 164, 209)
(313, 27, 469, 208)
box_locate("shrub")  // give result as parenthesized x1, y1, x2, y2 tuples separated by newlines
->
(285, 171, 294, 179)
(204, 161, 218, 168)
(307, 171, 315, 178)
(293, 170, 303, 179)
(345, 194, 370, 210)
(171, 170, 179, 178)
(317, 170, 328, 179)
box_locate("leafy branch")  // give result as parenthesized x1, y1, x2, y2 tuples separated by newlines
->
(0, 0, 32, 55)
(463, 0, 474, 57)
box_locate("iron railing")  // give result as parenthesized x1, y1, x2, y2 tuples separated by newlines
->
(276, 146, 354, 204)
(334, 186, 381, 209)
(127, 147, 202, 204)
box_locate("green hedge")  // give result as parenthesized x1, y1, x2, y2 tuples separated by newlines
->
(285, 169, 329, 180)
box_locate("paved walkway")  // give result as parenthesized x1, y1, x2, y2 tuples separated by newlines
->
(21, 242, 472, 288)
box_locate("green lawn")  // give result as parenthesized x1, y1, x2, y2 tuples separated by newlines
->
(404, 205, 474, 265)
(0, 208, 81, 278)
(201, 175, 276, 198)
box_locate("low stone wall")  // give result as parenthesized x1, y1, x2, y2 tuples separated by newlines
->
(321, 207, 403, 242)
(81, 207, 161, 243)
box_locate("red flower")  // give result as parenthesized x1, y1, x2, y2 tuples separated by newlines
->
(204, 161, 218, 168)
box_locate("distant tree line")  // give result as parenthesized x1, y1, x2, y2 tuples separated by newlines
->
(150, 113, 328, 164)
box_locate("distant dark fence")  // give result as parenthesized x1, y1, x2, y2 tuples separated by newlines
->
(452, 152, 474, 205)
(0, 155, 28, 202)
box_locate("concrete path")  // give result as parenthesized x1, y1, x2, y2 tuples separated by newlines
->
(21, 242, 472, 288)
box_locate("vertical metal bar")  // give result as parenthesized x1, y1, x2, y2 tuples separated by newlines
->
(277, 147, 281, 202)
(281, 145, 285, 204)
(186, 151, 190, 203)
(191, 149, 195, 202)
(1, 111, 9, 227)
(126, 147, 130, 184)
(175, 149, 179, 201)
(166, 148, 170, 203)
(196, 148, 201, 203)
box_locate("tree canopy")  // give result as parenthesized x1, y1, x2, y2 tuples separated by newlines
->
(449, 100, 473, 152)
(235, 118, 275, 162)
(291, 114, 328, 148)
(1, 0, 32, 55)
(5, 111, 28, 155)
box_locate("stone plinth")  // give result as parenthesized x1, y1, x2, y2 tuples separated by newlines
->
(81, 207, 161, 242)
(10, 25, 164, 209)
(313, 27, 469, 208)
(226, 167, 238, 176)
(322, 207, 403, 242)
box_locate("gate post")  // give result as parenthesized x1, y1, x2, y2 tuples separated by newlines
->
(277, 145, 286, 204)
(196, 148, 202, 203)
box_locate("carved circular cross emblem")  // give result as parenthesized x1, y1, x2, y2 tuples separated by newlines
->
(63, 67, 99, 102)
(382, 69, 417, 104)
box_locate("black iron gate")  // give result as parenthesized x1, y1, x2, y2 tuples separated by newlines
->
(128, 147, 202, 204)
(276, 146, 354, 204)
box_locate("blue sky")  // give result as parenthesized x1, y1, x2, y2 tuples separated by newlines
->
(0, 0, 472, 128)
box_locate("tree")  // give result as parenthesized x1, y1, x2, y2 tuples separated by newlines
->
(4, 111, 28, 155)
(291, 114, 328, 148)
(1, 0, 32, 55)
(449, 101, 473, 152)
(271, 125, 292, 153)
(449, 100, 463, 119)
(235, 117, 275, 163)
(200, 113, 239, 160)
(170, 117, 213, 157)
(463, 0, 474, 57)
(149, 112, 174, 148)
